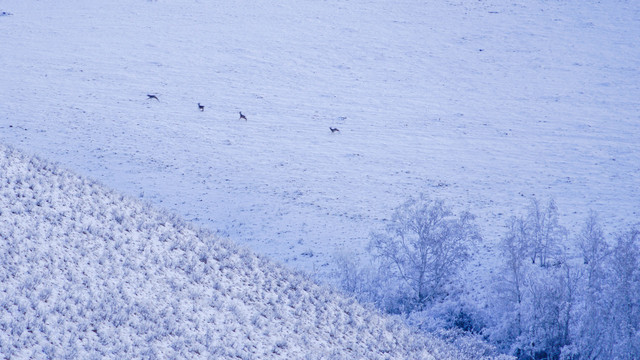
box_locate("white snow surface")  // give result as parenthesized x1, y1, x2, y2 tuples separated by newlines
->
(1, 0, 639, 281)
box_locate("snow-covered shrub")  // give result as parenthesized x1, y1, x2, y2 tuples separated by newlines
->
(332, 251, 408, 313)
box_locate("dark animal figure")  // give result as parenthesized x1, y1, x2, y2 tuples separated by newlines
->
(198, 103, 205, 111)
(330, 127, 340, 133)
(147, 94, 159, 101)
(239, 112, 247, 121)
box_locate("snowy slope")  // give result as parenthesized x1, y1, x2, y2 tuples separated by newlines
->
(0, 144, 472, 359)
(1, 0, 639, 284)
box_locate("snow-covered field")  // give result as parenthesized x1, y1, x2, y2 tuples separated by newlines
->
(1, 0, 639, 284)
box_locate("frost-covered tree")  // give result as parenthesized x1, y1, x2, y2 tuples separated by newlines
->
(607, 228, 640, 359)
(526, 198, 566, 267)
(368, 195, 480, 306)
(489, 205, 640, 360)
(488, 199, 577, 359)
(569, 213, 613, 360)
(487, 216, 530, 351)
(577, 211, 609, 288)
(523, 260, 579, 360)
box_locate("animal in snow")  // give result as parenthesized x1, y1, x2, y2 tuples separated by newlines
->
(147, 94, 159, 101)
(198, 103, 205, 111)
(239, 112, 247, 121)
(330, 127, 340, 133)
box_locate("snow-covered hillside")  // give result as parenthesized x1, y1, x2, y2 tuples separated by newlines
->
(1, 144, 486, 359)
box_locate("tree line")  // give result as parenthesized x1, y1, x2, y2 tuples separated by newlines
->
(334, 195, 640, 360)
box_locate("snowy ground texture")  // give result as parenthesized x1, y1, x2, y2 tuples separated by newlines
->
(1, 0, 639, 311)
(1, 0, 639, 279)
(1, 0, 639, 358)
(0, 144, 489, 359)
